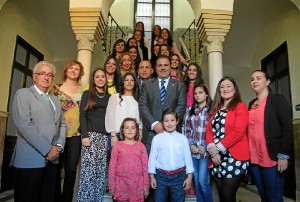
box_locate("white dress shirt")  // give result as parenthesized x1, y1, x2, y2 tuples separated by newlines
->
(150, 77, 170, 130)
(148, 131, 194, 174)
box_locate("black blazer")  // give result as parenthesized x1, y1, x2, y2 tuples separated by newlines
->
(248, 93, 293, 160)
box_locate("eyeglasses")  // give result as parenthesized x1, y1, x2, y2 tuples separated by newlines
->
(35, 72, 54, 78)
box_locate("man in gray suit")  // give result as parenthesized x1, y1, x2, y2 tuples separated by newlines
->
(11, 61, 66, 202)
(139, 55, 186, 153)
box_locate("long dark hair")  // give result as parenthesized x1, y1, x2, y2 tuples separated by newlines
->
(150, 44, 161, 68)
(170, 53, 183, 81)
(209, 76, 242, 116)
(120, 117, 140, 141)
(151, 25, 161, 55)
(103, 55, 120, 92)
(133, 29, 145, 47)
(85, 68, 108, 110)
(128, 45, 141, 73)
(159, 44, 171, 57)
(111, 39, 126, 57)
(118, 72, 139, 105)
(190, 84, 212, 116)
(161, 28, 173, 48)
(183, 63, 204, 88)
(135, 21, 145, 37)
(125, 37, 137, 50)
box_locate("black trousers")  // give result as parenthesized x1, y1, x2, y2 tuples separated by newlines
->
(213, 175, 244, 202)
(55, 136, 81, 202)
(14, 162, 58, 202)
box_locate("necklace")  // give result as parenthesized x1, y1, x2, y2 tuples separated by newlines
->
(96, 92, 105, 99)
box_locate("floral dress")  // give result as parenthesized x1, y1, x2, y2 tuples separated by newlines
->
(211, 109, 248, 178)
(108, 141, 149, 202)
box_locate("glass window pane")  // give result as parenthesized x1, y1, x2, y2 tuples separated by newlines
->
(156, 0, 170, 3)
(137, 17, 152, 32)
(137, 3, 152, 16)
(266, 61, 275, 77)
(276, 52, 288, 73)
(277, 75, 291, 106)
(155, 17, 170, 29)
(138, 0, 152, 2)
(155, 3, 170, 17)
(15, 44, 27, 66)
(6, 69, 24, 136)
(144, 31, 151, 39)
(26, 75, 33, 88)
(29, 54, 38, 70)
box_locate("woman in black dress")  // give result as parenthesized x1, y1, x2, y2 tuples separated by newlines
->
(78, 68, 110, 201)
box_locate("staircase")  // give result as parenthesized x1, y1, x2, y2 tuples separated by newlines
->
(102, 193, 197, 202)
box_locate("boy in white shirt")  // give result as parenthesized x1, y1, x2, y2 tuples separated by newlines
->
(148, 109, 194, 202)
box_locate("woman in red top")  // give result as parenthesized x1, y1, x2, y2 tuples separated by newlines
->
(248, 70, 292, 202)
(206, 76, 249, 202)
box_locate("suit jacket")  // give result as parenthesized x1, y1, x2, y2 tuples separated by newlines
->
(11, 85, 66, 168)
(139, 77, 186, 144)
(206, 102, 250, 161)
(248, 93, 293, 160)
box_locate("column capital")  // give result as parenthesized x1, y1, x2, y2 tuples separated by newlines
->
(195, 9, 232, 53)
(76, 33, 97, 52)
(69, 7, 107, 51)
(203, 35, 225, 53)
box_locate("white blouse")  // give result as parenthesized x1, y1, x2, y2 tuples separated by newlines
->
(105, 93, 142, 133)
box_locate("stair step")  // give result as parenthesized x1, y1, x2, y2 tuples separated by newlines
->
(103, 194, 197, 202)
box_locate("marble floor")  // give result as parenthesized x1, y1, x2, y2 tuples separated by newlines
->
(0, 185, 296, 202)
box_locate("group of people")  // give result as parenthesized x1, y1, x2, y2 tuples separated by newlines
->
(10, 23, 292, 202)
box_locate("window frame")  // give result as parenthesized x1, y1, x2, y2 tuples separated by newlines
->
(134, 0, 173, 37)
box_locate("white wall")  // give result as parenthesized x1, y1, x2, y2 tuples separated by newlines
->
(236, 0, 300, 119)
(173, 0, 195, 30)
(110, 0, 134, 28)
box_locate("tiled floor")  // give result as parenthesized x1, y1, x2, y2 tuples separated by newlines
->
(0, 186, 296, 202)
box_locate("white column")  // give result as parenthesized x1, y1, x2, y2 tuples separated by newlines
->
(76, 34, 97, 88)
(204, 35, 225, 97)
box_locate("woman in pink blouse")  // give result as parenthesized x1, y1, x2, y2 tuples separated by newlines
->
(248, 70, 292, 202)
(183, 63, 204, 108)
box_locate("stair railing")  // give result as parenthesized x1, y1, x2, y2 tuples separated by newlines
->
(102, 12, 127, 55)
(179, 20, 204, 64)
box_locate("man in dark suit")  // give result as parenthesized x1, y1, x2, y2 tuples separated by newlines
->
(139, 55, 186, 153)
(137, 60, 153, 92)
(11, 61, 66, 202)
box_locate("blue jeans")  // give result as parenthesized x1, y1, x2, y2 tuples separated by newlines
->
(107, 133, 120, 153)
(251, 164, 284, 202)
(192, 158, 213, 202)
(154, 169, 185, 202)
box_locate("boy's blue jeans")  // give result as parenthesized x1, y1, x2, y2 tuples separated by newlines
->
(251, 164, 284, 202)
(192, 158, 213, 202)
(154, 169, 185, 202)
